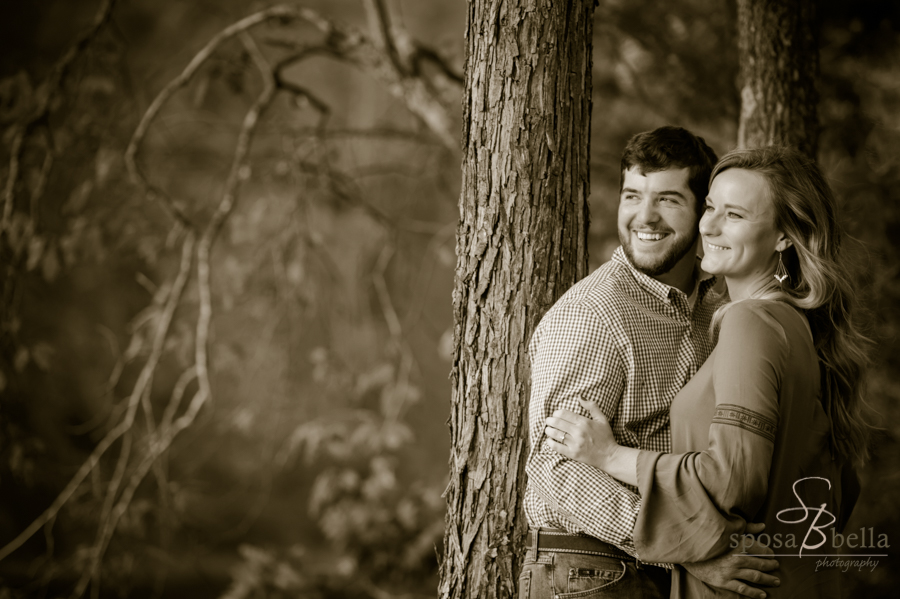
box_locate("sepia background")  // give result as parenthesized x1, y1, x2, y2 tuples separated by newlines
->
(0, 0, 897, 597)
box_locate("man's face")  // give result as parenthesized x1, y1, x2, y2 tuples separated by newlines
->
(617, 167, 701, 278)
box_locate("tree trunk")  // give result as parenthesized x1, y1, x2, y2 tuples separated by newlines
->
(736, 0, 819, 158)
(441, 1, 594, 598)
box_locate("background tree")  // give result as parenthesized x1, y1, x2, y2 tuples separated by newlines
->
(736, 0, 819, 157)
(440, 1, 593, 597)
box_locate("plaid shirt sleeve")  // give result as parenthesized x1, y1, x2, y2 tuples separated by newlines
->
(525, 301, 643, 556)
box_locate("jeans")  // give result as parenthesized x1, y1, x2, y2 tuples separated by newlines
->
(519, 548, 671, 599)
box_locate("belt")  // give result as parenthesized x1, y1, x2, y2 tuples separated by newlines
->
(529, 528, 636, 562)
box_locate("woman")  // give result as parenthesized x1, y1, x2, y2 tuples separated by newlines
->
(545, 147, 870, 598)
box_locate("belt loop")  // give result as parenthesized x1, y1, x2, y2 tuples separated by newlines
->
(532, 528, 539, 553)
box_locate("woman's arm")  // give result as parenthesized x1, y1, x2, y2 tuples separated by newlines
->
(544, 398, 639, 486)
(632, 302, 790, 563)
(546, 301, 795, 564)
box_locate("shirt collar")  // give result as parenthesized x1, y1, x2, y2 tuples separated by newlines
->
(612, 245, 719, 303)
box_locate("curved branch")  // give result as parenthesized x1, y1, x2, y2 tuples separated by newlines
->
(0, 233, 195, 563)
(373, 244, 402, 340)
(69, 36, 280, 595)
(412, 45, 464, 84)
(363, 0, 405, 73)
(270, 6, 457, 149)
(1, 129, 25, 233)
(319, 27, 456, 149)
(124, 4, 315, 227)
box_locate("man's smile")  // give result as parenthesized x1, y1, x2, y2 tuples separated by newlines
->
(634, 231, 669, 242)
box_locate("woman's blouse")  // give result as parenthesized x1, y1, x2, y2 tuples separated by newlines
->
(633, 299, 859, 598)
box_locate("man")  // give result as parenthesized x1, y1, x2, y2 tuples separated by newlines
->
(522, 127, 778, 598)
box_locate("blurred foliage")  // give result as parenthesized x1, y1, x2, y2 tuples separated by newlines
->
(0, 0, 898, 597)
(221, 354, 444, 598)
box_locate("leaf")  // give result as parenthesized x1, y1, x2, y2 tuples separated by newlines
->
(6, 213, 31, 253)
(237, 544, 275, 567)
(380, 420, 412, 451)
(26, 235, 45, 271)
(8, 444, 23, 474)
(354, 363, 394, 397)
(13, 347, 28, 372)
(41, 245, 60, 282)
(286, 260, 304, 286)
(396, 497, 418, 530)
(435, 244, 455, 267)
(361, 456, 397, 499)
(0, 70, 34, 123)
(30, 343, 53, 371)
(309, 346, 329, 383)
(438, 327, 454, 361)
(380, 381, 421, 419)
(272, 561, 304, 590)
(81, 75, 115, 96)
(64, 181, 94, 214)
(232, 408, 254, 433)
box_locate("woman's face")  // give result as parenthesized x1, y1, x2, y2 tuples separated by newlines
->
(699, 168, 788, 296)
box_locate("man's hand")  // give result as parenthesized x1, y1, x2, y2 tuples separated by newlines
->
(682, 524, 780, 599)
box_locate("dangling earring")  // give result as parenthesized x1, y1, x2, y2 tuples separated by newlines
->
(774, 251, 789, 284)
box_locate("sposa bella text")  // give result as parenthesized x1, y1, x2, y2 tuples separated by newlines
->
(731, 527, 890, 553)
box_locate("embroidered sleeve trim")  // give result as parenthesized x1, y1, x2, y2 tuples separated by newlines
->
(712, 404, 777, 443)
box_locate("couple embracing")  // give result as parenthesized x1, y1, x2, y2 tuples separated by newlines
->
(522, 127, 868, 599)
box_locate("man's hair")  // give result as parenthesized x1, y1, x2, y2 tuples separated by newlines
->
(619, 126, 718, 213)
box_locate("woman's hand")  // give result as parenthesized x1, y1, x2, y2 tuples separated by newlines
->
(544, 398, 619, 470)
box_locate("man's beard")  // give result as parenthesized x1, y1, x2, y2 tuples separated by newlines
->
(619, 229, 699, 277)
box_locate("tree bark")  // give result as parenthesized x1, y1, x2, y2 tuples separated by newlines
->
(441, 1, 594, 598)
(736, 0, 819, 158)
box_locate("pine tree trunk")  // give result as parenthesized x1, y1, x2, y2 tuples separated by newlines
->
(440, 1, 594, 598)
(737, 0, 819, 158)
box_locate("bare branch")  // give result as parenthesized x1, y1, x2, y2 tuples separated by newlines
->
(412, 45, 464, 85)
(275, 80, 331, 128)
(272, 5, 456, 148)
(29, 137, 55, 221)
(271, 46, 334, 131)
(373, 244, 402, 340)
(161, 368, 198, 429)
(1, 128, 24, 233)
(294, 161, 394, 228)
(195, 33, 277, 409)
(0, 233, 195, 563)
(363, 0, 404, 72)
(198, 33, 276, 244)
(71, 34, 281, 594)
(320, 28, 456, 149)
(124, 4, 310, 227)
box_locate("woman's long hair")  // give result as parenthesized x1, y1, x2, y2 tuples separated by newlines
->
(710, 147, 871, 466)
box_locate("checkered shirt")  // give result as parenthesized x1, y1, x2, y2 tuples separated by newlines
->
(524, 246, 722, 558)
